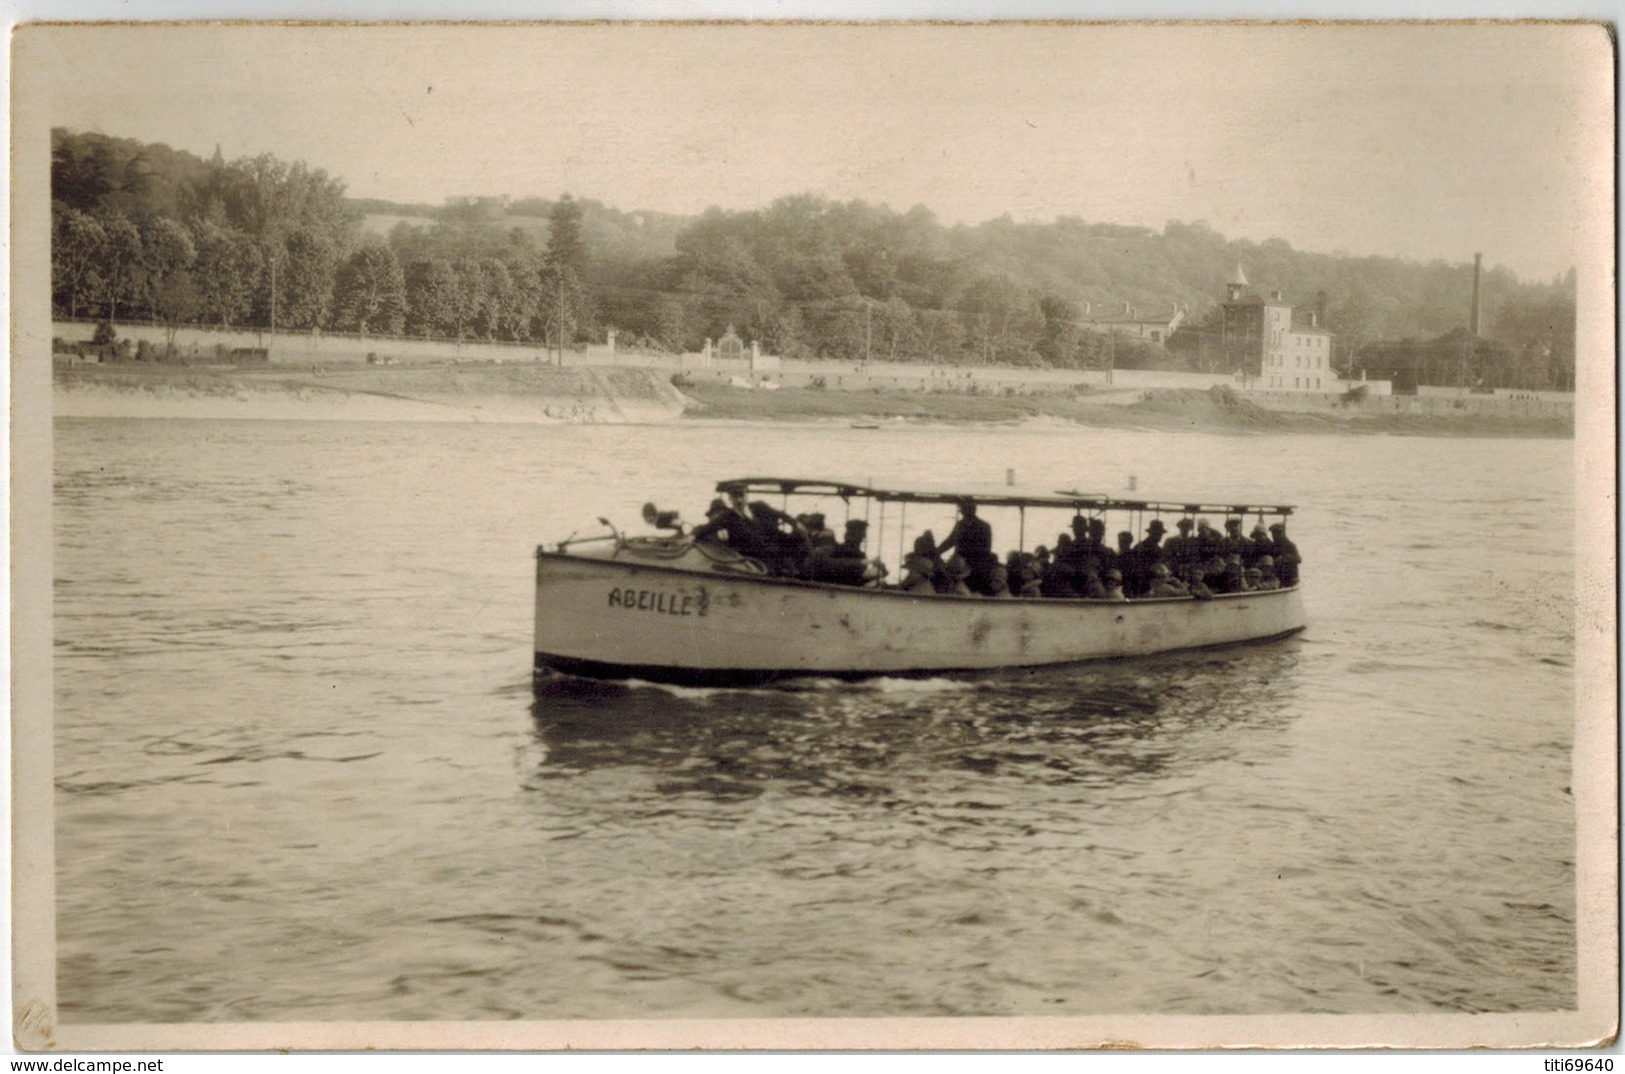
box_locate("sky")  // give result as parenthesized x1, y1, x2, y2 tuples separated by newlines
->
(18, 20, 1613, 282)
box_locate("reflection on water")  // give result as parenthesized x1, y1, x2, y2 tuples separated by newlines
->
(530, 645, 1302, 801)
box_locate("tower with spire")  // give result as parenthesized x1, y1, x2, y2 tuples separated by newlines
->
(1225, 263, 1249, 303)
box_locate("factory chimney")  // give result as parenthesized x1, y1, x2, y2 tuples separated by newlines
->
(1470, 252, 1483, 336)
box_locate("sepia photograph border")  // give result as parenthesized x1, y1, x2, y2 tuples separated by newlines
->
(8, 13, 1618, 1054)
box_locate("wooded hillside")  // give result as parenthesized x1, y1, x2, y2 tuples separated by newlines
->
(51, 128, 1577, 390)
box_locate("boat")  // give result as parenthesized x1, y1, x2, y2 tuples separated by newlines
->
(534, 477, 1306, 686)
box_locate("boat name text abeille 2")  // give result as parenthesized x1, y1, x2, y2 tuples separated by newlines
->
(606, 586, 709, 617)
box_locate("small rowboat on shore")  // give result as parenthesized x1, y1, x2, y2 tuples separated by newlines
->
(534, 477, 1305, 686)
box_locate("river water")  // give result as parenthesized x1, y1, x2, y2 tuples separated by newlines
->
(50, 416, 1578, 1023)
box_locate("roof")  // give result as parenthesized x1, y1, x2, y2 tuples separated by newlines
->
(1224, 292, 1292, 308)
(1228, 263, 1250, 287)
(715, 477, 1295, 516)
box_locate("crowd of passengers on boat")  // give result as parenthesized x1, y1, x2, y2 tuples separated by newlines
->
(688, 488, 1301, 600)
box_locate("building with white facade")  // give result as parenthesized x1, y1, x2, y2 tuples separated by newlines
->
(1220, 265, 1335, 392)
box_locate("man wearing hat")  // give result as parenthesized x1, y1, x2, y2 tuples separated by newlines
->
(1164, 517, 1196, 577)
(1125, 518, 1168, 598)
(832, 518, 869, 559)
(1245, 523, 1271, 567)
(1146, 560, 1188, 598)
(936, 499, 998, 596)
(900, 531, 942, 593)
(1268, 522, 1301, 587)
(1194, 518, 1221, 564)
(692, 494, 770, 562)
(1085, 516, 1116, 576)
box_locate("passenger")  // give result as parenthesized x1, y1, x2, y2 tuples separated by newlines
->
(1098, 568, 1127, 601)
(745, 498, 810, 576)
(936, 500, 998, 596)
(941, 554, 974, 596)
(692, 495, 772, 563)
(987, 561, 1014, 598)
(1164, 517, 1196, 576)
(1245, 523, 1271, 567)
(1201, 554, 1230, 594)
(1003, 549, 1024, 588)
(1054, 516, 1085, 568)
(1016, 553, 1044, 598)
(1219, 552, 1249, 593)
(799, 513, 838, 555)
(1244, 566, 1263, 591)
(1031, 545, 1052, 590)
(1194, 518, 1222, 563)
(1268, 523, 1302, 586)
(1116, 530, 1134, 565)
(1004, 550, 1035, 598)
(898, 531, 941, 593)
(1220, 517, 1245, 559)
(1254, 555, 1282, 590)
(831, 519, 868, 559)
(1041, 535, 1081, 598)
(1077, 517, 1114, 577)
(1145, 561, 1189, 598)
(1125, 519, 1167, 598)
(805, 518, 872, 585)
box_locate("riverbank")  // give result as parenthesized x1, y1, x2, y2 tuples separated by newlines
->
(52, 364, 1573, 437)
(677, 379, 1575, 438)
(53, 364, 690, 424)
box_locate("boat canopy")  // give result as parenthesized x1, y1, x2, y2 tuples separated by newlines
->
(714, 477, 1295, 517)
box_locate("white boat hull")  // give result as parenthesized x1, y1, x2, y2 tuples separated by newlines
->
(533, 548, 1307, 685)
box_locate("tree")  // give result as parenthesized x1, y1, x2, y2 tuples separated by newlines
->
(915, 308, 964, 364)
(544, 194, 586, 276)
(94, 212, 143, 322)
(505, 257, 542, 342)
(275, 228, 339, 330)
(404, 258, 458, 337)
(332, 245, 407, 335)
(957, 274, 1039, 365)
(543, 196, 590, 353)
(153, 271, 203, 358)
(221, 152, 359, 330)
(654, 295, 688, 353)
(191, 222, 262, 328)
(52, 205, 106, 319)
(140, 216, 197, 321)
(475, 258, 515, 340)
(1036, 294, 1082, 367)
(52, 132, 119, 211)
(875, 296, 921, 362)
(538, 263, 588, 356)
